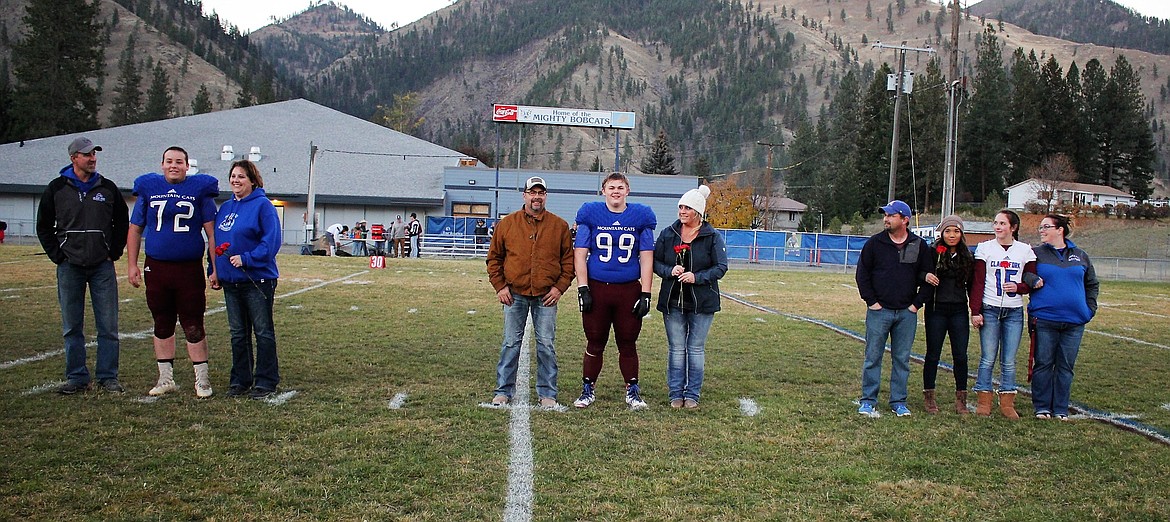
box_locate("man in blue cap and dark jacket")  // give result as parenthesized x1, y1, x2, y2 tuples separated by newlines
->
(855, 200, 934, 417)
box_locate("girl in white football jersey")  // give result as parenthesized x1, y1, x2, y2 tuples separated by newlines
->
(969, 210, 1037, 419)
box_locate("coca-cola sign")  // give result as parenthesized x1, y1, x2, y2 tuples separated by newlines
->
(493, 104, 519, 122)
(491, 103, 635, 129)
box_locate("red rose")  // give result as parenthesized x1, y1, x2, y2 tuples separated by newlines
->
(1000, 260, 1011, 268)
(935, 245, 947, 255)
(215, 242, 230, 256)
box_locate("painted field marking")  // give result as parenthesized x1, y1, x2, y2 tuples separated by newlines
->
(739, 398, 760, 417)
(388, 392, 408, 409)
(1085, 329, 1170, 351)
(723, 292, 1170, 446)
(1, 271, 368, 371)
(841, 284, 857, 290)
(21, 381, 66, 395)
(264, 390, 299, 406)
(502, 321, 535, 522)
(1099, 303, 1169, 319)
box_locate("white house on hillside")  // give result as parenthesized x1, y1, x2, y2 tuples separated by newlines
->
(1005, 179, 1136, 210)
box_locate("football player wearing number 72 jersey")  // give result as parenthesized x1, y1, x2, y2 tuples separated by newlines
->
(127, 146, 220, 398)
(572, 172, 657, 410)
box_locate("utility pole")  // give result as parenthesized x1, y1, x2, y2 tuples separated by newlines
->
(872, 42, 935, 202)
(306, 142, 318, 244)
(757, 140, 782, 230)
(941, 0, 964, 217)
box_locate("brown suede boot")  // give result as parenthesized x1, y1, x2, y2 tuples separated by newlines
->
(998, 391, 1020, 420)
(955, 390, 969, 415)
(975, 391, 994, 417)
(923, 389, 939, 414)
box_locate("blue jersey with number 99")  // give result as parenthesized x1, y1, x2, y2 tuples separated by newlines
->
(131, 173, 219, 262)
(574, 201, 656, 283)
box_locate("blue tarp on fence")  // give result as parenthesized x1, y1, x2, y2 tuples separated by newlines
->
(718, 229, 868, 267)
(423, 218, 868, 268)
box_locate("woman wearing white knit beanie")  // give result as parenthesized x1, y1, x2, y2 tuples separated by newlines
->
(651, 184, 728, 409)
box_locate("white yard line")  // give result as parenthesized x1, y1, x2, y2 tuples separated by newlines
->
(1085, 329, 1170, 351)
(1098, 304, 1169, 319)
(263, 390, 299, 406)
(1, 271, 368, 370)
(739, 397, 760, 417)
(502, 321, 535, 522)
(387, 392, 408, 409)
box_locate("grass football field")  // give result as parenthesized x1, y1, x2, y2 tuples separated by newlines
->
(2, 246, 1169, 520)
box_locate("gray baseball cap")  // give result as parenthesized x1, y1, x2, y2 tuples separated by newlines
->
(67, 137, 102, 156)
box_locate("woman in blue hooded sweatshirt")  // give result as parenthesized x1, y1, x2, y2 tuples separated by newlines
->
(212, 160, 283, 400)
(1027, 214, 1098, 421)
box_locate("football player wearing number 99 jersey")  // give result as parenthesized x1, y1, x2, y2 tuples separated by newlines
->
(572, 172, 657, 410)
(127, 146, 219, 398)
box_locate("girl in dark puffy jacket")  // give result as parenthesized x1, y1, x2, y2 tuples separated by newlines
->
(922, 215, 974, 414)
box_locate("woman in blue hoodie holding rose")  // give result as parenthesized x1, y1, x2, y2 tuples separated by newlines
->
(652, 185, 728, 409)
(212, 160, 283, 400)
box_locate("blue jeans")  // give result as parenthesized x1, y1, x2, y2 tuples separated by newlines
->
(57, 261, 120, 384)
(923, 302, 970, 391)
(1031, 319, 1085, 416)
(663, 309, 714, 402)
(409, 235, 420, 257)
(223, 279, 280, 390)
(973, 305, 1024, 392)
(495, 295, 558, 400)
(860, 307, 917, 407)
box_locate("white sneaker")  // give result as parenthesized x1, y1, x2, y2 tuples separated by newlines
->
(149, 379, 178, 396)
(573, 382, 595, 408)
(625, 383, 648, 410)
(195, 380, 213, 398)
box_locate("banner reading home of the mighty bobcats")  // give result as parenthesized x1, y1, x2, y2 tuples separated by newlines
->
(492, 104, 636, 130)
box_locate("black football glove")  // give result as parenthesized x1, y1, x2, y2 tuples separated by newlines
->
(578, 286, 593, 313)
(632, 292, 652, 317)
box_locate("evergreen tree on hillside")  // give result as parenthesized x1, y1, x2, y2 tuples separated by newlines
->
(960, 28, 1011, 201)
(142, 63, 174, 121)
(1038, 56, 1078, 161)
(785, 115, 821, 211)
(0, 59, 15, 141)
(856, 64, 896, 215)
(1080, 58, 1110, 185)
(110, 33, 144, 127)
(692, 156, 712, 180)
(11, 0, 105, 139)
(1006, 48, 1044, 187)
(191, 84, 214, 114)
(641, 130, 679, 175)
(823, 69, 864, 220)
(1102, 56, 1154, 199)
(1064, 62, 1099, 185)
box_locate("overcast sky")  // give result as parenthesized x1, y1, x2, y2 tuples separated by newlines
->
(198, 0, 1170, 35)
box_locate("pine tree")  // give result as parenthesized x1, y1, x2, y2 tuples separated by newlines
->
(640, 130, 679, 175)
(960, 28, 1011, 201)
(142, 63, 173, 122)
(0, 59, 14, 141)
(110, 33, 144, 127)
(1080, 58, 1110, 184)
(191, 84, 214, 114)
(11, 0, 105, 139)
(1006, 49, 1044, 187)
(234, 74, 255, 108)
(1103, 55, 1155, 199)
(692, 156, 712, 180)
(824, 69, 865, 220)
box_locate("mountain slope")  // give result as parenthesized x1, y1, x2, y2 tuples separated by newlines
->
(970, 0, 1170, 56)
